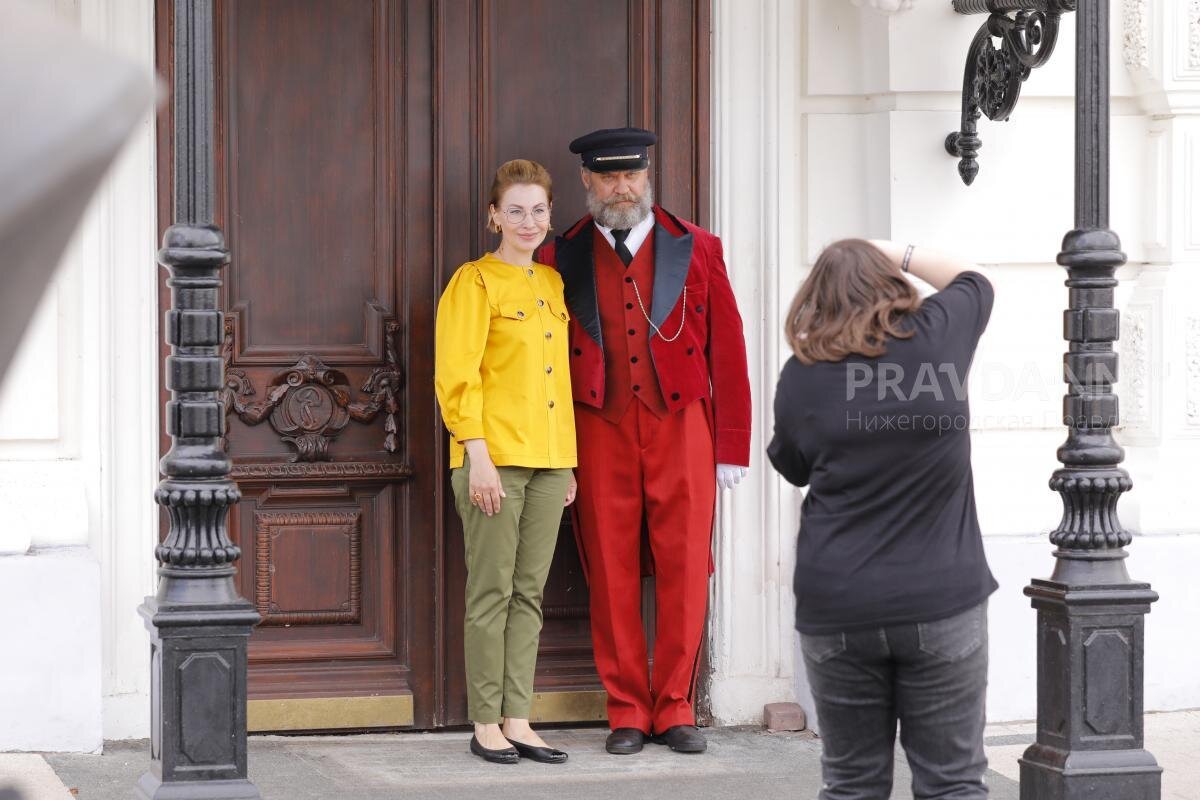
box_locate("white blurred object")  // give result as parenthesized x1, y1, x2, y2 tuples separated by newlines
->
(717, 463, 749, 490)
(850, 0, 916, 14)
(0, 2, 155, 380)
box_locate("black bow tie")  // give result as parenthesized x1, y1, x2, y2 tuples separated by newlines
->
(611, 228, 633, 267)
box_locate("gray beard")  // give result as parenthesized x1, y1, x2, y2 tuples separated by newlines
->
(587, 184, 654, 230)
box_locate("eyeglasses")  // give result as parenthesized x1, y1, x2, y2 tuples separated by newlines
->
(500, 206, 550, 225)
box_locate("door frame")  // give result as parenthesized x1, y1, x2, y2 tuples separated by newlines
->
(155, 0, 713, 731)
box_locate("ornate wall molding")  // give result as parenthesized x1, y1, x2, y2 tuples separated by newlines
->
(1185, 315, 1200, 429)
(1190, 0, 1200, 71)
(254, 510, 362, 626)
(1121, 307, 1151, 432)
(1122, 0, 1149, 71)
(223, 319, 403, 460)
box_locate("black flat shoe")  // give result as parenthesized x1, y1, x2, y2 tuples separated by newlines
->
(509, 738, 568, 764)
(652, 725, 707, 753)
(605, 727, 646, 755)
(470, 734, 520, 764)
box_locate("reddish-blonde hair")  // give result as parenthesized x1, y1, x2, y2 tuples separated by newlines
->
(487, 159, 553, 233)
(785, 238, 922, 364)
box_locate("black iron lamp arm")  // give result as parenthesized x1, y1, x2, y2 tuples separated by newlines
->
(951, 0, 1074, 15)
(945, 0, 1075, 186)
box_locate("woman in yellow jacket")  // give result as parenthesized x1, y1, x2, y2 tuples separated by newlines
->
(435, 159, 577, 765)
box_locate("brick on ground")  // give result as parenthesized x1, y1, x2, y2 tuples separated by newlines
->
(763, 702, 807, 732)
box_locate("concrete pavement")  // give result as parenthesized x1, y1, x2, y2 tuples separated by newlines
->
(26, 726, 1008, 800)
(0, 754, 73, 800)
(17, 710, 1200, 800)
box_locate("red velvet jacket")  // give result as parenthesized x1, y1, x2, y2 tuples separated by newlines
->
(537, 206, 751, 466)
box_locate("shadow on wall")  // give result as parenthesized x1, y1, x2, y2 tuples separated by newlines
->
(0, 5, 155, 377)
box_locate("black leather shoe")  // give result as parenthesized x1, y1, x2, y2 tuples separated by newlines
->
(470, 734, 519, 764)
(605, 727, 646, 755)
(652, 725, 707, 753)
(510, 738, 568, 764)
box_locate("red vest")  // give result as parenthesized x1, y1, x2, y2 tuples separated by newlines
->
(593, 231, 669, 423)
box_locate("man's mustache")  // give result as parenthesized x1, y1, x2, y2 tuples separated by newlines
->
(604, 193, 639, 205)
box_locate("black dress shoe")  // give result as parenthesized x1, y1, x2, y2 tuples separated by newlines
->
(652, 725, 707, 753)
(470, 734, 520, 764)
(605, 727, 646, 755)
(510, 738, 568, 764)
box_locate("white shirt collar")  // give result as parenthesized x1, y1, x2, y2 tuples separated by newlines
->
(594, 210, 655, 260)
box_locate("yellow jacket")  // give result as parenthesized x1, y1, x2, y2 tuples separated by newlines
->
(435, 252, 577, 469)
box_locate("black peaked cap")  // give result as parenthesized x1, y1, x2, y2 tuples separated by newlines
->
(569, 126, 657, 172)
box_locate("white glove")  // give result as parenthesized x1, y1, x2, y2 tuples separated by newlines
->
(717, 464, 748, 490)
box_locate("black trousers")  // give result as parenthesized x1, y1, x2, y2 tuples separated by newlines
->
(800, 601, 990, 800)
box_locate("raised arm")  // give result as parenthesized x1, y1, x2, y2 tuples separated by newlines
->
(868, 239, 979, 291)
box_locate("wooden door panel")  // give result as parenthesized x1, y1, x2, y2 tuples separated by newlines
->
(232, 483, 397, 656)
(209, 0, 423, 730)
(158, 0, 707, 731)
(480, 0, 630, 226)
(223, 0, 394, 365)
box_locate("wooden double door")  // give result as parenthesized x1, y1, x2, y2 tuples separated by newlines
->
(156, 0, 709, 730)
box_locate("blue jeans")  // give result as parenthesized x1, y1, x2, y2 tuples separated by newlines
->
(800, 601, 989, 799)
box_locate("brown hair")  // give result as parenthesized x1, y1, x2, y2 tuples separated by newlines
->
(487, 159, 553, 233)
(785, 238, 922, 364)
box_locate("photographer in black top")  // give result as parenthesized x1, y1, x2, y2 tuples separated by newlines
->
(768, 238, 996, 799)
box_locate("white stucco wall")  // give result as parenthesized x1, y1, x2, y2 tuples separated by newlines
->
(709, 0, 1200, 727)
(0, 548, 103, 752)
(0, 0, 158, 751)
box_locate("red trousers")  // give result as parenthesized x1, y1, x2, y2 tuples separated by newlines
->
(573, 398, 716, 733)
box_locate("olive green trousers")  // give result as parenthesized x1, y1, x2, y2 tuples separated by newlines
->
(452, 455, 571, 723)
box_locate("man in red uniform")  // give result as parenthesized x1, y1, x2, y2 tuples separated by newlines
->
(537, 127, 751, 755)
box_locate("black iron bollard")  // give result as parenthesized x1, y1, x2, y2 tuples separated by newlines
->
(137, 224, 261, 800)
(1017, 1, 1161, 798)
(136, 2, 261, 798)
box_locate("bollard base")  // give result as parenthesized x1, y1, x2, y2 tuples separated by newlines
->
(1019, 745, 1161, 800)
(139, 593, 260, 798)
(136, 773, 262, 800)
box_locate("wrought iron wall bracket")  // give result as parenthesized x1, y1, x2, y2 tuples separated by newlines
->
(946, 0, 1074, 185)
